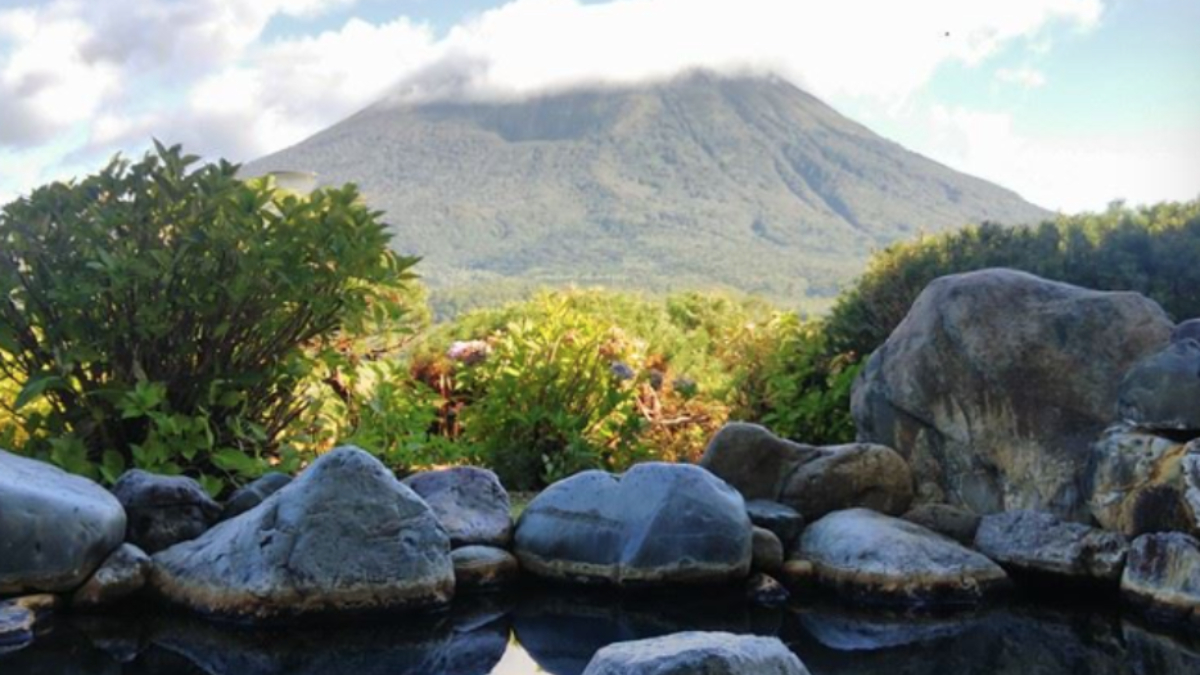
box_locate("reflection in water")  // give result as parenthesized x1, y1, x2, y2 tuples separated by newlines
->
(1, 590, 1198, 675)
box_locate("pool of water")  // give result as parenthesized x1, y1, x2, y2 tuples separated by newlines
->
(3, 587, 1198, 674)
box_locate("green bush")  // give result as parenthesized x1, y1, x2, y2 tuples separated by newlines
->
(455, 297, 649, 489)
(0, 143, 415, 492)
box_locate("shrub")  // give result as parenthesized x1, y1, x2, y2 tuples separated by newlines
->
(0, 143, 415, 492)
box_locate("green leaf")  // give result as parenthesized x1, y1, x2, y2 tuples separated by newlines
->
(99, 450, 126, 484)
(15, 375, 65, 410)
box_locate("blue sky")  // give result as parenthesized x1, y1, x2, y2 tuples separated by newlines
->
(0, 0, 1197, 212)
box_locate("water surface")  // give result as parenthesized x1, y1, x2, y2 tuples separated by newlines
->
(4, 588, 1198, 674)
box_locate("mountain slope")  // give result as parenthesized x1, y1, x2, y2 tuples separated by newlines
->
(245, 72, 1050, 309)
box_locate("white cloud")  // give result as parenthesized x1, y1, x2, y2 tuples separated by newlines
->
(996, 66, 1047, 88)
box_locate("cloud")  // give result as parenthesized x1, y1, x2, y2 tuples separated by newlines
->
(995, 66, 1047, 88)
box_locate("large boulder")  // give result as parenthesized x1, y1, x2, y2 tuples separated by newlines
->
(1121, 532, 1200, 626)
(151, 446, 455, 621)
(514, 462, 752, 586)
(404, 467, 513, 548)
(974, 510, 1128, 583)
(112, 469, 221, 553)
(1089, 427, 1200, 537)
(1117, 340, 1200, 431)
(797, 508, 1008, 606)
(0, 450, 126, 595)
(701, 423, 913, 519)
(852, 268, 1172, 520)
(582, 632, 809, 675)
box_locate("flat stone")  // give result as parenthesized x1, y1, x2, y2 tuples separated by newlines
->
(151, 446, 454, 621)
(901, 504, 981, 545)
(404, 467, 513, 547)
(112, 469, 221, 553)
(582, 631, 809, 675)
(452, 545, 519, 591)
(0, 602, 34, 651)
(1121, 532, 1200, 626)
(220, 473, 292, 521)
(752, 526, 784, 573)
(975, 510, 1128, 583)
(798, 508, 1008, 607)
(514, 462, 752, 586)
(745, 500, 804, 548)
(0, 450, 126, 594)
(73, 543, 151, 608)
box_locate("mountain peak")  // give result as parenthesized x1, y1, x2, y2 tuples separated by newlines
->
(245, 74, 1049, 309)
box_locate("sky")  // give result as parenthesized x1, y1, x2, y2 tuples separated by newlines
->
(0, 0, 1197, 212)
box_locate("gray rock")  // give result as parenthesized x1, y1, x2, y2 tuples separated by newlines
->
(702, 423, 913, 519)
(151, 446, 454, 621)
(0, 602, 34, 652)
(112, 469, 221, 553)
(404, 467, 513, 547)
(901, 504, 981, 545)
(745, 573, 789, 607)
(0, 450, 126, 594)
(1172, 319, 1200, 344)
(752, 527, 784, 573)
(582, 631, 809, 675)
(1118, 339, 1200, 431)
(778, 443, 913, 520)
(72, 543, 151, 608)
(452, 545, 519, 591)
(746, 500, 804, 548)
(798, 508, 1008, 606)
(1089, 427, 1200, 537)
(514, 462, 752, 586)
(1121, 532, 1200, 626)
(853, 268, 1172, 520)
(975, 510, 1128, 583)
(700, 423, 817, 501)
(220, 472, 292, 520)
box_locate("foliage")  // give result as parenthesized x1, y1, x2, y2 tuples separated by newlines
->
(454, 298, 651, 489)
(826, 200, 1200, 358)
(0, 143, 415, 492)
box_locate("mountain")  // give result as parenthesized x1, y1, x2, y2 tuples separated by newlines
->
(244, 71, 1050, 312)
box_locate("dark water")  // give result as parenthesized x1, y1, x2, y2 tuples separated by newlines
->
(4, 588, 1199, 674)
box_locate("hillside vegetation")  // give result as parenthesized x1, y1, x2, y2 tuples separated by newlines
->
(245, 72, 1049, 314)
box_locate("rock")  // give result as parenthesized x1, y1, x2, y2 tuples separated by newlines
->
(150, 446, 455, 621)
(112, 469, 221, 553)
(72, 543, 151, 608)
(745, 500, 805, 548)
(0, 450, 126, 594)
(0, 602, 33, 653)
(852, 268, 1172, 520)
(901, 504, 981, 545)
(1118, 340, 1200, 432)
(779, 560, 818, 593)
(778, 443, 914, 520)
(752, 527, 784, 573)
(1121, 532, 1200, 625)
(404, 466, 513, 548)
(745, 573, 789, 607)
(514, 462, 752, 586)
(702, 423, 913, 519)
(581, 631, 809, 675)
(975, 510, 1128, 583)
(452, 545, 519, 591)
(220, 472, 292, 520)
(1172, 319, 1200, 344)
(797, 508, 1008, 606)
(1089, 427, 1200, 537)
(701, 423, 817, 501)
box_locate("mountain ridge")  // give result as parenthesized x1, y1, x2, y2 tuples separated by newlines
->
(245, 71, 1051, 309)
